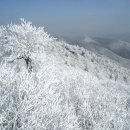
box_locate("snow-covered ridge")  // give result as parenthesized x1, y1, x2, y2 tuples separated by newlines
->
(64, 36, 130, 69)
(0, 19, 130, 130)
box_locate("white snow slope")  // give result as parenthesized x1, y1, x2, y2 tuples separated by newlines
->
(0, 19, 130, 130)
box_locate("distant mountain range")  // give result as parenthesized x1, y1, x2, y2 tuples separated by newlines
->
(61, 36, 130, 69)
(93, 37, 130, 59)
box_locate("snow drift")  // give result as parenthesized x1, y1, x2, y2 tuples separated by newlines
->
(0, 19, 130, 130)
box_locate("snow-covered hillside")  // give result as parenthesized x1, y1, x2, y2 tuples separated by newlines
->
(0, 19, 130, 130)
(68, 36, 130, 69)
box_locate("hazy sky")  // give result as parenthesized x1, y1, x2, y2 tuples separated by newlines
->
(0, 0, 130, 40)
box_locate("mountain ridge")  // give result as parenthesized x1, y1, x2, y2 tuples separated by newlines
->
(61, 36, 130, 69)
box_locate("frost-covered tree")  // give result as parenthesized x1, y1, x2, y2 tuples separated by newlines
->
(0, 19, 57, 129)
(0, 18, 54, 72)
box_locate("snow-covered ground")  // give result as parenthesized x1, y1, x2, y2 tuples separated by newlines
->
(0, 19, 130, 130)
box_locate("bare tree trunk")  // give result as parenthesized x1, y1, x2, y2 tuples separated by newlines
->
(25, 56, 32, 73)
(9, 56, 32, 73)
